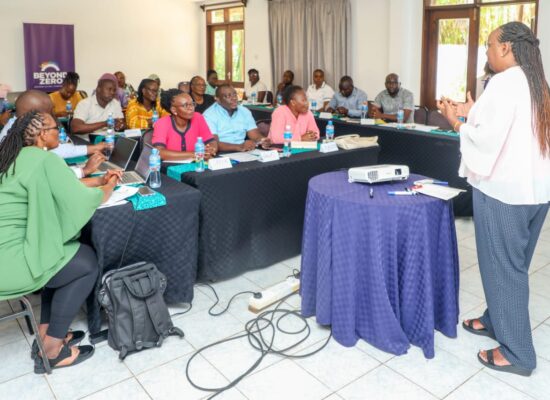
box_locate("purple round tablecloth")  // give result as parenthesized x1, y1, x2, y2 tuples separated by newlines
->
(300, 171, 459, 358)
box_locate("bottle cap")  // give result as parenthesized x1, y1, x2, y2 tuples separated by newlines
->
(152, 148, 159, 155)
(285, 125, 291, 131)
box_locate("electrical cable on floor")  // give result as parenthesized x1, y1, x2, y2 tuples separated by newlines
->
(170, 303, 193, 318)
(185, 284, 332, 399)
(198, 283, 261, 317)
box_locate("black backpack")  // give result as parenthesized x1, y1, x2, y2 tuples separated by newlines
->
(98, 262, 184, 360)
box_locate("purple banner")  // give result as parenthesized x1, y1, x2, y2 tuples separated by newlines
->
(24, 23, 75, 91)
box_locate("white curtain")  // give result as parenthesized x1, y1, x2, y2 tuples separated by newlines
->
(269, 0, 351, 90)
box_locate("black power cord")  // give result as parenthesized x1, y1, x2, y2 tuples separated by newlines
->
(198, 283, 262, 317)
(185, 287, 332, 399)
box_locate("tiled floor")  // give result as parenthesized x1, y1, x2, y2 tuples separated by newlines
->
(1, 216, 550, 400)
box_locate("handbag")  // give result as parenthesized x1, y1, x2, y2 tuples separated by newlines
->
(334, 134, 378, 150)
(98, 261, 184, 360)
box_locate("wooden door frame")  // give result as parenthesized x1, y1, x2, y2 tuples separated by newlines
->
(206, 8, 245, 88)
(421, 8, 478, 109)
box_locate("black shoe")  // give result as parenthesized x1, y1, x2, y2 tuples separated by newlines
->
(462, 319, 496, 340)
(31, 330, 86, 360)
(478, 348, 532, 377)
(34, 343, 95, 374)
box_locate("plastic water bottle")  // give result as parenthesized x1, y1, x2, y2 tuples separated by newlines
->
(277, 94, 283, 106)
(58, 126, 68, 143)
(65, 100, 72, 116)
(152, 109, 159, 125)
(310, 100, 317, 112)
(149, 148, 162, 188)
(396, 106, 404, 129)
(195, 137, 205, 172)
(283, 125, 292, 158)
(104, 129, 115, 159)
(251, 92, 257, 105)
(361, 104, 368, 120)
(107, 112, 114, 130)
(326, 120, 335, 141)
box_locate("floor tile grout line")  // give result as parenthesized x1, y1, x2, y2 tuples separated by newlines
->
(73, 376, 147, 400)
(383, 346, 484, 400)
(440, 369, 483, 399)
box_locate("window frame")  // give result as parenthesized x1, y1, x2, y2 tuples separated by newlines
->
(206, 7, 245, 88)
(420, 0, 539, 108)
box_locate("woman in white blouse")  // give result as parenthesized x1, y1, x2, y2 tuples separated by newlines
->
(439, 22, 550, 377)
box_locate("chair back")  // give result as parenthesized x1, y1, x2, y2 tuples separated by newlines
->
(427, 109, 453, 130)
(413, 106, 429, 125)
(265, 91, 274, 105)
(79, 90, 88, 99)
(256, 119, 271, 137)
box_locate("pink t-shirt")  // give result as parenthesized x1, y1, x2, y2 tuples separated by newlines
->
(152, 113, 214, 151)
(268, 105, 320, 144)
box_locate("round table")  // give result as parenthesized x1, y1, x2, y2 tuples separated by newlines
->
(300, 171, 459, 358)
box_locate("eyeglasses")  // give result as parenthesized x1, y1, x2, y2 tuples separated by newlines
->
(145, 87, 159, 94)
(192, 83, 206, 88)
(43, 126, 59, 132)
(175, 102, 195, 109)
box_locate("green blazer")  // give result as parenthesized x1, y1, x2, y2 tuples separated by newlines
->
(0, 147, 102, 299)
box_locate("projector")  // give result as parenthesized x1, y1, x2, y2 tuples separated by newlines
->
(348, 164, 409, 184)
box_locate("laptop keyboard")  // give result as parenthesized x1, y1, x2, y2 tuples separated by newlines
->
(98, 161, 119, 171)
(120, 171, 143, 184)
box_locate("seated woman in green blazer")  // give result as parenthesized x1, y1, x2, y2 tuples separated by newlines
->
(0, 111, 119, 373)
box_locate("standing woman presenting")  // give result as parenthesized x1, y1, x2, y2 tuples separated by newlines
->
(439, 22, 550, 376)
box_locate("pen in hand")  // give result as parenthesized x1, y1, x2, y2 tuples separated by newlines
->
(369, 188, 374, 199)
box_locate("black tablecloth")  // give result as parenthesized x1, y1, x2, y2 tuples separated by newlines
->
(247, 106, 472, 216)
(81, 177, 201, 333)
(174, 146, 380, 281)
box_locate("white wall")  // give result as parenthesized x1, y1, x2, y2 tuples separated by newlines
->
(0, 0, 202, 93)
(349, 0, 390, 100)
(2, 0, 548, 97)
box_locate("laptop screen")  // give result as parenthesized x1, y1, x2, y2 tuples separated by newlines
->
(110, 137, 137, 169)
(135, 144, 152, 180)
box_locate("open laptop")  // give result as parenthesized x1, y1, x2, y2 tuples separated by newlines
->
(119, 144, 152, 185)
(98, 136, 138, 172)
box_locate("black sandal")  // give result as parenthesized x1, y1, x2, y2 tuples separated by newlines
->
(477, 348, 532, 377)
(34, 343, 95, 374)
(462, 319, 496, 340)
(31, 330, 85, 360)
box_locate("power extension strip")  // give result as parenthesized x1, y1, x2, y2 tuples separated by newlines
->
(248, 276, 300, 313)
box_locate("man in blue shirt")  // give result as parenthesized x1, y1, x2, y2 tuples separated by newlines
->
(326, 76, 368, 118)
(203, 84, 270, 152)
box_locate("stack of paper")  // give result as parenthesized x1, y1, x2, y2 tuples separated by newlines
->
(414, 183, 466, 201)
(224, 152, 259, 162)
(99, 185, 139, 209)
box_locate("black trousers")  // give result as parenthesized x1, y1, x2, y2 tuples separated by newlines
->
(40, 244, 98, 339)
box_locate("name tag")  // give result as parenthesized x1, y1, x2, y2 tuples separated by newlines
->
(291, 141, 317, 149)
(360, 118, 375, 125)
(319, 142, 339, 153)
(258, 150, 280, 163)
(318, 112, 333, 120)
(208, 157, 233, 171)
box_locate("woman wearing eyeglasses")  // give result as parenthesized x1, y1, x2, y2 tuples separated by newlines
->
(0, 111, 118, 373)
(152, 89, 218, 161)
(125, 78, 168, 129)
(189, 76, 216, 114)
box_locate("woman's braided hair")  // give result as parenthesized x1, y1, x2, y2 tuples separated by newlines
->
(0, 111, 46, 183)
(499, 22, 550, 157)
